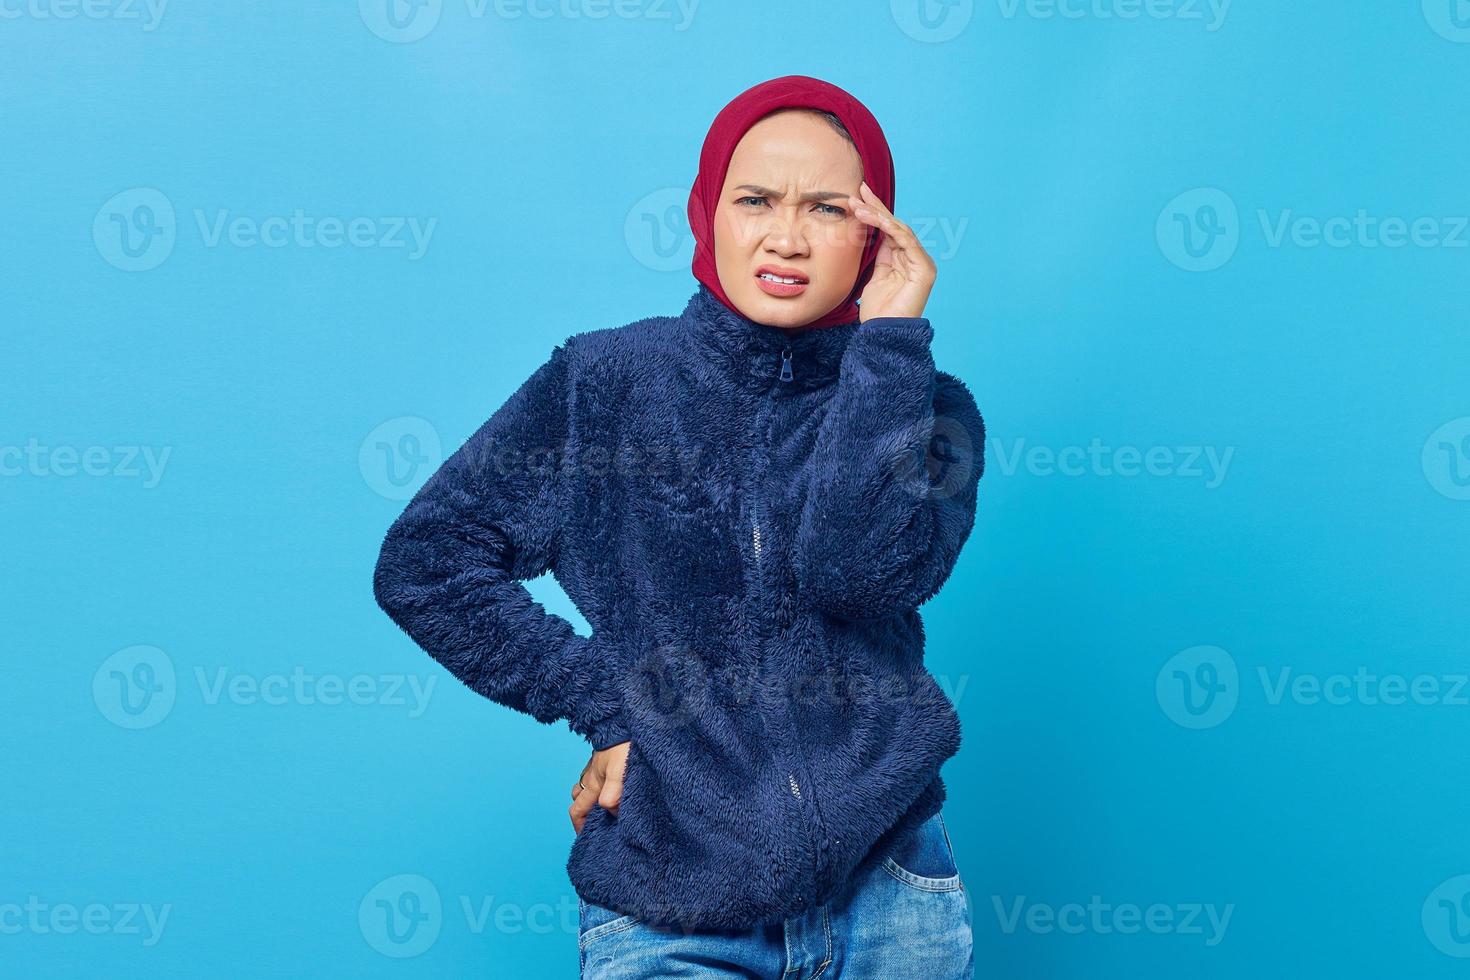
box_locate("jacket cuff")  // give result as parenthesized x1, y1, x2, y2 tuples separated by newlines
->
(584, 710, 630, 751)
(571, 631, 630, 751)
(853, 315, 934, 351)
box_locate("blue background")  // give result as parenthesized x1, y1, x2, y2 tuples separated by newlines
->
(4, 1, 1468, 976)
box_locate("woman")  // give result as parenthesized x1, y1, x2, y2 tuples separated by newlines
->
(372, 74, 985, 978)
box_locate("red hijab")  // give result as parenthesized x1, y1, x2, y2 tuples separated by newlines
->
(686, 75, 896, 330)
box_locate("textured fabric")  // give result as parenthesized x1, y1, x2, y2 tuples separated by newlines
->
(578, 809, 974, 978)
(372, 281, 986, 932)
(687, 74, 895, 329)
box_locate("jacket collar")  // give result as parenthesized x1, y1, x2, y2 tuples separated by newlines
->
(680, 282, 858, 391)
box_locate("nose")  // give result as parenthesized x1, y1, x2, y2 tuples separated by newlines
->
(763, 208, 812, 259)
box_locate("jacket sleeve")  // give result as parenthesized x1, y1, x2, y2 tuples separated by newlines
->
(792, 316, 985, 622)
(371, 343, 630, 750)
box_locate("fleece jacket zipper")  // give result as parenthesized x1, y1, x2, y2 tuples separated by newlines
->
(749, 343, 827, 909)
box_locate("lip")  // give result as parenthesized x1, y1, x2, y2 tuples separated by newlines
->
(755, 265, 809, 298)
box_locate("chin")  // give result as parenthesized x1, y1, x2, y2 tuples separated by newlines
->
(740, 290, 829, 330)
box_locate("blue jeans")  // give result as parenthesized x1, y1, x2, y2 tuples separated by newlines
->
(578, 809, 974, 978)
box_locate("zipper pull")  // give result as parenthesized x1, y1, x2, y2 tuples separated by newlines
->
(779, 348, 793, 382)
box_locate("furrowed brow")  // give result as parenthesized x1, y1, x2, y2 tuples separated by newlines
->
(734, 184, 850, 204)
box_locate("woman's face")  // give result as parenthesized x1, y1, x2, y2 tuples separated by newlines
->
(713, 110, 868, 330)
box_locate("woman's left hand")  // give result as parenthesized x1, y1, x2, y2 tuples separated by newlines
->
(849, 180, 937, 322)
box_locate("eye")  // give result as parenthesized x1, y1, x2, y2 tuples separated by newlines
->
(814, 203, 847, 217)
(736, 196, 768, 208)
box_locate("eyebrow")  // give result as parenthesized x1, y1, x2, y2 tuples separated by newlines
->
(733, 184, 851, 204)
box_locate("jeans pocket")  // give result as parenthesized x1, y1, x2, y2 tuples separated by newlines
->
(883, 810, 963, 892)
(578, 895, 640, 948)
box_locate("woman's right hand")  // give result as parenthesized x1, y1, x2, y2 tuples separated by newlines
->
(570, 741, 630, 834)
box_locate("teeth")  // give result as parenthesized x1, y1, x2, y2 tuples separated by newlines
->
(759, 272, 804, 285)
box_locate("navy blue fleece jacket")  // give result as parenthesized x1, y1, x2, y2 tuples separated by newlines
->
(372, 283, 985, 931)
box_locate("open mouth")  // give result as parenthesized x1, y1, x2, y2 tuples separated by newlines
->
(755, 265, 809, 297)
